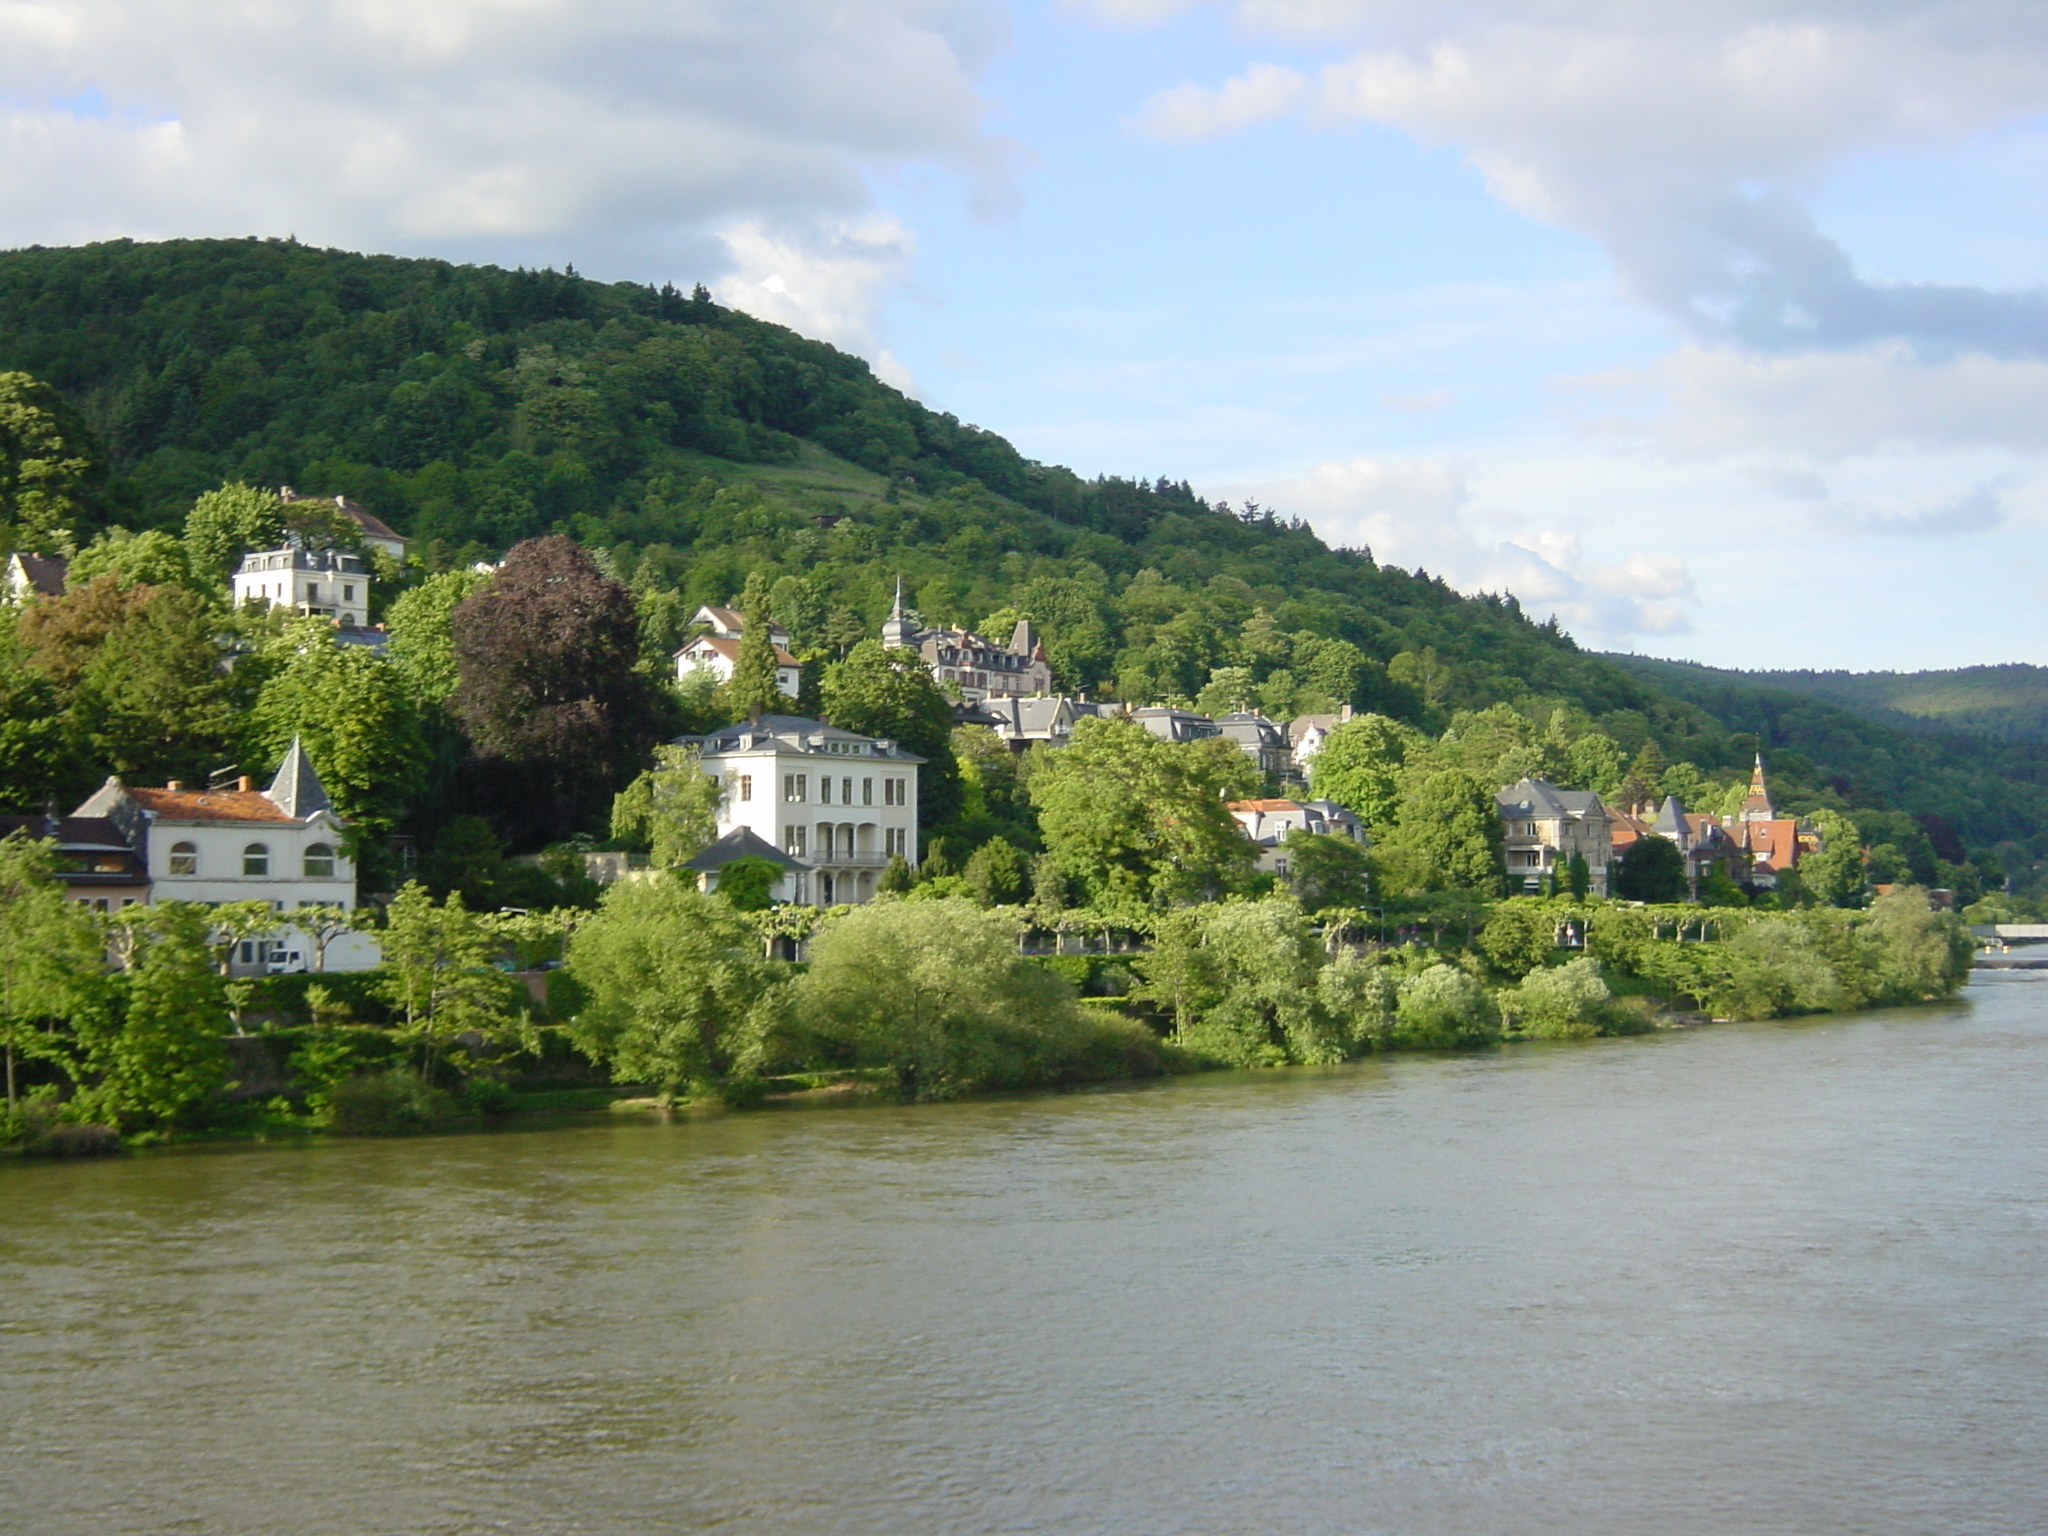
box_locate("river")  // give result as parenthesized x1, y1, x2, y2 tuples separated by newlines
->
(4, 972, 2046, 1535)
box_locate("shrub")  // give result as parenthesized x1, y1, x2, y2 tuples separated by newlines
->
(324, 1070, 453, 1135)
(1508, 957, 1619, 1039)
(1391, 964, 1502, 1049)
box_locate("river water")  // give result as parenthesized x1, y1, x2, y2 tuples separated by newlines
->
(5, 973, 2046, 1536)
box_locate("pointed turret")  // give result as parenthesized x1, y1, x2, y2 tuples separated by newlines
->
(1740, 753, 1775, 823)
(265, 736, 335, 820)
(881, 574, 918, 648)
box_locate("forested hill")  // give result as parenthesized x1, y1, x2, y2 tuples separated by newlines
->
(1, 236, 2044, 859)
(0, 237, 1693, 721)
(1605, 656, 2048, 743)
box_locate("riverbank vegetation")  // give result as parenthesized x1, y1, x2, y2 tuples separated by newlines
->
(1, 844, 1973, 1153)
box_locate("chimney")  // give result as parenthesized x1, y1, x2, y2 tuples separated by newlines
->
(818, 715, 831, 729)
(749, 703, 763, 725)
(238, 776, 254, 793)
(167, 780, 184, 791)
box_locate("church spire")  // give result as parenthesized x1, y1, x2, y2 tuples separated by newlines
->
(1740, 752, 1775, 824)
(881, 573, 917, 648)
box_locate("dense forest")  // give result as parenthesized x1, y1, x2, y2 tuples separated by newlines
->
(0, 236, 2043, 882)
(1608, 656, 2048, 743)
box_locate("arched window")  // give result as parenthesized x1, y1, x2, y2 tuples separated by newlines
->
(168, 841, 198, 876)
(303, 843, 335, 879)
(243, 842, 270, 877)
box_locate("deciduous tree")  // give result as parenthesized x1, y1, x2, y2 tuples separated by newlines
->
(820, 639, 962, 828)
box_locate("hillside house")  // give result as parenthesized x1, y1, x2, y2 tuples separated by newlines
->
(678, 714, 923, 907)
(279, 489, 408, 562)
(674, 604, 802, 697)
(1228, 798, 1367, 875)
(0, 814, 149, 910)
(881, 586, 1054, 702)
(232, 545, 374, 627)
(73, 739, 381, 973)
(1497, 778, 1615, 896)
(1215, 711, 1292, 777)
(1286, 708, 1355, 773)
(4, 551, 67, 601)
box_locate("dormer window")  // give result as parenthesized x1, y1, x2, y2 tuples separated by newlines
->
(243, 842, 270, 877)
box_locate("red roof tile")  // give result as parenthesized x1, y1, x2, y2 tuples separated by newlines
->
(127, 788, 296, 824)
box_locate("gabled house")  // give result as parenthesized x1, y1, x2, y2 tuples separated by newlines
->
(880, 584, 1055, 701)
(676, 714, 923, 907)
(1128, 705, 1222, 744)
(972, 695, 1105, 752)
(675, 604, 802, 697)
(279, 488, 408, 563)
(1731, 755, 1820, 888)
(74, 738, 380, 973)
(0, 813, 149, 911)
(1287, 708, 1355, 772)
(1228, 797, 1368, 875)
(1497, 778, 1614, 896)
(1215, 711, 1292, 777)
(4, 551, 67, 602)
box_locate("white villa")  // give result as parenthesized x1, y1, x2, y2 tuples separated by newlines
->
(674, 604, 802, 697)
(232, 545, 374, 627)
(74, 739, 381, 973)
(681, 713, 923, 907)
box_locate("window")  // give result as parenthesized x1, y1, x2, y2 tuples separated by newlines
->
(169, 840, 198, 875)
(783, 825, 808, 856)
(842, 778, 853, 805)
(342, 584, 356, 601)
(885, 828, 908, 857)
(305, 584, 320, 604)
(243, 842, 270, 877)
(304, 843, 335, 878)
(784, 773, 807, 802)
(863, 778, 874, 806)
(738, 775, 753, 803)
(821, 776, 833, 804)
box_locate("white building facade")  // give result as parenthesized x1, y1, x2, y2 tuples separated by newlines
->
(682, 714, 922, 907)
(674, 605, 802, 697)
(232, 546, 373, 628)
(74, 739, 382, 973)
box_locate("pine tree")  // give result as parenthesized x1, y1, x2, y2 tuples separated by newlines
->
(724, 572, 794, 716)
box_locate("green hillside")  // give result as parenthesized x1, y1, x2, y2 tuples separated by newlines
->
(1601, 659, 2048, 742)
(1, 236, 2044, 866)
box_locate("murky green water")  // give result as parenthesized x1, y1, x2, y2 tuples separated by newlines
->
(5, 973, 2047, 1535)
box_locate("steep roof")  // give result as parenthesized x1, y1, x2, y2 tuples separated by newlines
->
(7, 551, 68, 597)
(681, 826, 811, 873)
(266, 736, 335, 819)
(677, 633, 801, 668)
(282, 490, 403, 546)
(1497, 777, 1609, 820)
(684, 714, 927, 763)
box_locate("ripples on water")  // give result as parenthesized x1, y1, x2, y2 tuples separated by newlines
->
(4, 974, 2046, 1535)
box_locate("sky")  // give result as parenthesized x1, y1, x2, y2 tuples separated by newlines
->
(1, 0, 2044, 672)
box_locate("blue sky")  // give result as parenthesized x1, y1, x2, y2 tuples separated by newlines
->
(1, 0, 2044, 671)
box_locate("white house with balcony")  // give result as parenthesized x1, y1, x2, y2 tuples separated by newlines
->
(73, 738, 381, 973)
(679, 714, 922, 907)
(232, 544, 374, 628)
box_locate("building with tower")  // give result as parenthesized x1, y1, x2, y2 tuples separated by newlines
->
(881, 580, 1054, 702)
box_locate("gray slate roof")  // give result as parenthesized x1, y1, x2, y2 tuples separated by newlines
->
(266, 736, 335, 819)
(681, 826, 812, 873)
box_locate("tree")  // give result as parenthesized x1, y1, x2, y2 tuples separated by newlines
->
(385, 568, 486, 708)
(0, 835, 106, 1108)
(820, 639, 962, 828)
(450, 536, 668, 845)
(67, 529, 197, 593)
(0, 371, 100, 552)
(1508, 957, 1627, 1039)
(79, 901, 231, 1130)
(1566, 850, 1591, 901)
(1282, 830, 1373, 912)
(1372, 769, 1507, 897)
(609, 745, 724, 868)
(0, 606, 68, 809)
(1391, 963, 1501, 1049)
(248, 621, 425, 840)
(1030, 715, 1257, 908)
(17, 576, 234, 786)
(376, 882, 511, 1081)
(183, 483, 285, 589)
(291, 904, 357, 973)
(712, 856, 784, 911)
(962, 837, 1028, 907)
(796, 898, 1110, 1096)
(879, 853, 916, 895)
(1309, 714, 1419, 832)
(722, 571, 794, 715)
(1800, 808, 1867, 909)
(1615, 835, 1688, 903)
(564, 878, 789, 1101)
(1137, 898, 1343, 1066)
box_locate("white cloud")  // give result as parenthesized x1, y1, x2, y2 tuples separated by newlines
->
(1130, 3, 2048, 360)
(1229, 454, 1696, 638)
(717, 218, 921, 391)
(1135, 63, 1305, 142)
(0, 0, 1014, 373)
(1815, 481, 2008, 538)
(1577, 344, 2048, 462)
